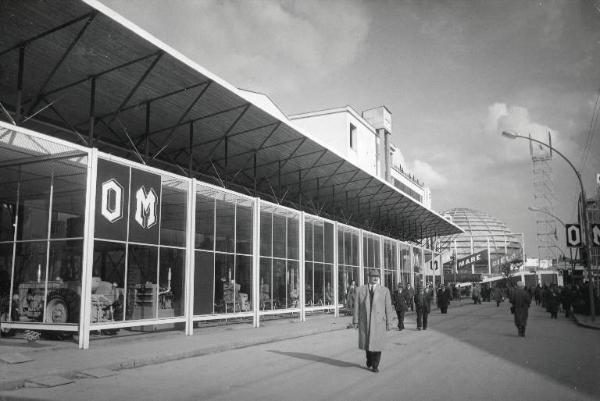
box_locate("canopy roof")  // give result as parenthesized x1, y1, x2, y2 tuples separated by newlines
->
(0, 0, 462, 244)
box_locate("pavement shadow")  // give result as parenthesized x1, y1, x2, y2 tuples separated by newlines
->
(267, 350, 362, 369)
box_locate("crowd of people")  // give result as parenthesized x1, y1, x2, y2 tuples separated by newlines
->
(349, 272, 599, 373)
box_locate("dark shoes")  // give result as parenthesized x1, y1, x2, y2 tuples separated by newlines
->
(372, 367, 379, 373)
(417, 327, 421, 330)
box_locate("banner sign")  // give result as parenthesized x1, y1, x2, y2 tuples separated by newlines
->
(95, 159, 161, 245)
(456, 250, 487, 271)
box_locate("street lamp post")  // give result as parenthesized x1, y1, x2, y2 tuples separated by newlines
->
(502, 130, 595, 321)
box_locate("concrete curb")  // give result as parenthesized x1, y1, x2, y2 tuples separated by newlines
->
(572, 314, 600, 330)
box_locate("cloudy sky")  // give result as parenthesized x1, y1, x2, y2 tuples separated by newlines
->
(101, 0, 600, 258)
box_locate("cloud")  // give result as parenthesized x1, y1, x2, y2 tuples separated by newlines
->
(412, 160, 448, 187)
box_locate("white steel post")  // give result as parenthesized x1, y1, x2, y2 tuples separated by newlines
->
(359, 230, 364, 286)
(253, 198, 260, 327)
(333, 222, 339, 317)
(410, 246, 415, 288)
(184, 179, 196, 335)
(79, 148, 97, 349)
(487, 237, 491, 275)
(299, 212, 306, 322)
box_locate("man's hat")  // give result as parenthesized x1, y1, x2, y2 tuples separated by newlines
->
(368, 269, 380, 277)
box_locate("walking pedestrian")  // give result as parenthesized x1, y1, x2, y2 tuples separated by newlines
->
(509, 281, 531, 337)
(353, 269, 395, 373)
(393, 282, 408, 330)
(493, 285, 504, 307)
(547, 284, 560, 319)
(406, 283, 415, 311)
(346, 280, 356, 315)
(414, 283, 433, 330)
(438, 284, 451, 314)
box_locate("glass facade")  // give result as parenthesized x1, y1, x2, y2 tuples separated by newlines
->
(337, 225, 360, 306)
(362, 232, 381, 283)
(92, 159, 188, 326)
(383, 239, 397, 290)
(194, 187, 253, 315)
(0, 124, 445, 348)
(0, 128, 87, 329)
(305, 216, 334, 307)
(259, 203, 300, 311)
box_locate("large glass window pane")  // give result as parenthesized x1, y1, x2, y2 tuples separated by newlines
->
(126, 245, 158, 320)
(159, 248, 185, 317)
(313, 222, 323, 262)
(18, 176, 51, 241)
(12, 241, 47, 323)
(195, 194, 214, 251)
(305, 261, 313, 306)
(194, 250, 214, 315)
(0, 243, 14, 323)
(287, 261, 299, 308)
(273, 259, 286, 309)
(260, 211, 272, 257)
(236, 203, 253, 255)
(50, 175, 86, 239)
(215, 199, 235, 253)
(214, 253, 235, 313)
(48, 240, 83, 282)
(259, 257, 272, 310)
(337, 229, 344, 264)
(374, 238, 381, 267)
(351, 233, 359, 266)
(324, 222, 333, 264)
(160, 181, 187, 247)
(305, 222, 313, 261)
(287, 218, 298, 260)
(0, 182, 17, 241)
(314, 263, 324, 305)
(236, 255, 252, 312)
(91, 241, 126, 325)
(324, 264, 333, 305)
(272, 214, 286, 259)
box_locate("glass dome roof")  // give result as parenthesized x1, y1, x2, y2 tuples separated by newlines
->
(442, 208, 522, 275)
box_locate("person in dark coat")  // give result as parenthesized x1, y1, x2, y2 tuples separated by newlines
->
(393, 282, 409, 330)
(493, 285, 504, 307)
(346, 281, 356, 315)
(509, 281, 531, 337)
(560, 284, 572, 318)
(353, 269, 395, 373)
(438, 284, 451, 314)
(414, 283, 433, 330)
(547, 284, 560, 319)
(406, 283, 415, 311)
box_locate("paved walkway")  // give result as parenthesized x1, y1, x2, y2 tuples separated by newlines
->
(1, 299, 596, 395)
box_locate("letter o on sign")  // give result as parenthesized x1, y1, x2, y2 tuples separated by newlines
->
(566, 224, 581, 247)
(101, 179, 124, 223)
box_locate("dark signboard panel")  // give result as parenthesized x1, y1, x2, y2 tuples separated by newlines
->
(94, 159, 161, 245)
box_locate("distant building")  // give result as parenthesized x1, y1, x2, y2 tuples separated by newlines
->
(289, 106, 431, 207)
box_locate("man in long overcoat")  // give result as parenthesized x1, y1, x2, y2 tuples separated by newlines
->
(509, 281, 531, 337)
(353, 269, 395, 373)
(414, 283, 433, 330)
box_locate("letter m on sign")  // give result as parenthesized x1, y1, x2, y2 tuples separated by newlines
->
(135, 186, 158, 229)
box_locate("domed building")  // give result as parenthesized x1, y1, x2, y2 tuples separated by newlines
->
(442, 208, 523, 278)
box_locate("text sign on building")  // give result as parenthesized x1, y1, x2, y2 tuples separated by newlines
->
(565, 224, 582, 247)
(592, 224, 600, 247)
(456, 250, 487, 271)
(95, 159, 161, 245)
